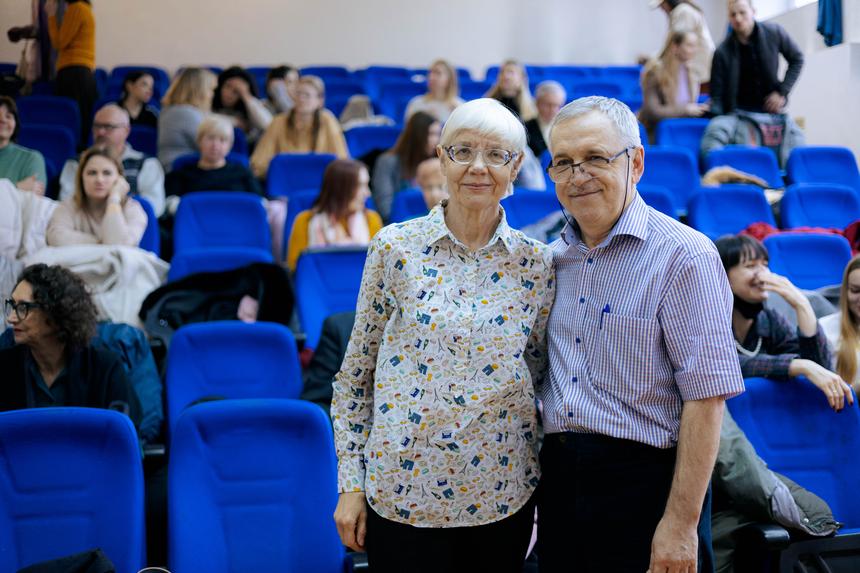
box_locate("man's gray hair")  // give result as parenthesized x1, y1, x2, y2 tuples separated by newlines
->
(548, 96, 641, 153)
(534, 80, 567, 102)
(96, 103, 131, 126)
(440, 98, 526, 153)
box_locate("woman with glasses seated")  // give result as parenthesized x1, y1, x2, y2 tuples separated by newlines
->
(0, 264, 141, 427)
(332, 98, 554, 573)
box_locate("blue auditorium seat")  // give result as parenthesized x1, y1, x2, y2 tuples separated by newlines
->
(638, 145, 700, 217)
(345, 124, 401, 158)
(168, 247, 273, 282)
(780, 184, 860, 230)
(16, 96, 81, 143)
(128, 124, 158, 157)
(501, 189, 559, 229)
(266, 153, 336, 198)
(376, 80, 426, 123)
(301, 65, 352, 79)
(16, 124, 76, 178)
(687, 185, 775, 240)
(705, 146, 783, 189)
(173, 192, 270, 253)
(786, 146, 860, 194)
(763, 233, 852, 290)
(109, 65, 170, 94)
(362, 66, 413, 100)
(244, 66, 271, 93)
(133, 195, 160, 255)
(637, 184, 677, 219)
(324, 95, 352, 119)
(390, 188, 428, 222)
(323, 79, 366, 99)
(171, 151, 249, 171)
(0, 408, 145, 572)
(232, 126, 249, 156)
(569, 81, 625, 100)
(654, 117, 710, 169)
(168, 399, 346, 573)
(459, 80, 493, 100)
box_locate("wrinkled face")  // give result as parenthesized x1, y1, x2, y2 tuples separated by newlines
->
(427, 64, 450, 94)
(6, 281, 55, 347)
(728, 256, 769, 303)
(348, 167, 371, 213)
(219, 77, 248, 108)
(92, 107, 130, 152)
(499, 64, 523, 93)
(294, 83, 323, 115)
(198, 132, 232, 164)
(673, 33, 699, 63)
(82, 155, 120, 202)
(127, 74, 154, 103)
(846, 269, 860, 324)
(0, 104, 16, 144)
(426, 122, 442, 155)
(536, 89, 565, 124)
(729, 0, 756, 39)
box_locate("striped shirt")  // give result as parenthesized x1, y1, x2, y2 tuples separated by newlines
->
(540, 194, 744, 448)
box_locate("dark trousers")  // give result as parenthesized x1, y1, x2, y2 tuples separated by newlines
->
(366, 494, 536, 573)
(537, 433, 714, 573)
(55, 65, 97, 148)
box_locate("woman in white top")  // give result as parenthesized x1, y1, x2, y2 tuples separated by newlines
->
(404, 59, 464, 123)
(821, 256, 860, 393)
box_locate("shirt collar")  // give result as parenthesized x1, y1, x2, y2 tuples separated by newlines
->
(425, 200, 515, 253)
(560, 191, 650, 249)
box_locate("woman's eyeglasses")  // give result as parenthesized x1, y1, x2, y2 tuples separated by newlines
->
(4, 299, 42, 321)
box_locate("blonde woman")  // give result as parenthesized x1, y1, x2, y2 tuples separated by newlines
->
(157, 67, 217, 171)
(821, 256, 860, 394)
(484, 60, 537, 121)
(404, 59, 464, 123)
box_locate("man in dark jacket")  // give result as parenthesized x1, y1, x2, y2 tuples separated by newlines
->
(301, 311, 355, 419)
(710, 0, 804, 116)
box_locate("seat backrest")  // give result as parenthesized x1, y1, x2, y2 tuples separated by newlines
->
(168, 399, 344, 573)
(654, 117, 710, 168)
(376, 80, 426, 122)
(638, 145, 700, 216)
(727, 378, 860, 528)
(345, 125, 401, 158)
(763, 233, 852, 289)
(266, 153, 336, 198)
(705, 145, 783, 189)
(109, 65, 170, 94)
(133, 195, 160, 255)
(687, 185, 776, 240)
(780, 183, 860, 230)
(171, 151, 249, 172)
(128, 124, 158, 157)
(301, 65, 352, 79)
(569, 81, 625, 99)
(16, 96, 81, 142)
(786, 146, 860, 193)
(165, 321, 302, 435)
(15, 124, 77, 174)
(459, 80, 493, 100)
(323, 79, 366, 98)
(0, 408, 145, 572)
(390, 188, 428, 223)
(295, 247, 367, 349)
(637, 184, 677, 219)
(501, 189, 559, 229)
(167, 246, 273, 282)
(173, 191, 270, 253)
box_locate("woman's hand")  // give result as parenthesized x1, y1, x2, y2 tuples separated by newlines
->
(684, 103, 707, 117)
(108, 177, 130, 205)
(44, 0, 58, 18)
(333, 491, 368, 551)
(759, 271, 818, 336)
(17, 175, 45, 196)
(790, 359, 855, 411)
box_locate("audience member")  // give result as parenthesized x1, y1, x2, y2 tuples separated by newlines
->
(47, 146, 147, 247)
(710, 0, 804, 116)
(60, 104, 166, 216)
(0, 263, 142, 428)
(118, 70, 159, 129)
(404, 59, 464, 123)
(250, 76, 348, 179)
(415, 157, 447, 211)
(639, 31, 709, 138)
(263, 65, 300, 115)
(651, 0, 715, 83)
(715, 234, 852, 411)
(524, 80, 566, 158)
(157, 67, 217, 171)
(300, 310, 356, 418)
(821, 256, 860, 394)
(0, 96, 47, 195)
(286, 158, 381, 271)
(484, 59, 537, 121)
(45, 0, 97, 147)
(371, 111, 440, 221)
(211, 66, 273, 146)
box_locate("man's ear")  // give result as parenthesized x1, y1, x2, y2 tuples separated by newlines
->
(631, 146, 645, 184)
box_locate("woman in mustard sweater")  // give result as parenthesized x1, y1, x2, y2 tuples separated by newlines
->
(286, 159, 382, 271)
(45, 0, 96, 147)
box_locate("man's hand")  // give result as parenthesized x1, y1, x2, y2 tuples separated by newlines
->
(17, 174, 45, 196)
(764, 91, 786, 113)
(334, 491, 368, 551)
(649, 515, 698, 573)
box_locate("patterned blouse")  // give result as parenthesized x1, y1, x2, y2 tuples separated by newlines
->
(332, 202, 555, 528)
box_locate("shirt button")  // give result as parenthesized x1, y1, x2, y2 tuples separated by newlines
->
(587, 258, 593, 264)
(579, 297, 585, 304)
(571, 376, 578, 383)
(575, 337, 581, 344)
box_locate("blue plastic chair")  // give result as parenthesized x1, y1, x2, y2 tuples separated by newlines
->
(128, 124, 158, 157)
(168, 247, 273, 282)
(133, 195, 160, 255)
(654, 118, 710, 170)
(687, 185, 776, 241)
(168, 399, 346, 573)
(705, 146, 783, 189)
(173, 192, 270, 253)
(15, 124, 76, 177)
(501, 189, 559, 229)
(0, 408, 145, 572)
(16, 96, 81, 145)
(390, 188, 429, 223)
(295, 247, 367, 349)
(786, 146, 860, 194)
(763, 233, 852, 290)
(165, 322, 301, 436)
(638, 145, 700, 217)
(345, 125, 401, 158)
(780, 184, 860, 230)
(638, 184, 677, 219)
(171, 152, 249, 171)
(266, 153, 337, 198)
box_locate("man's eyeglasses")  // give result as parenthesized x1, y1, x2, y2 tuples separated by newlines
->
(445, 145, 518, 168)
(546, 146, 633, 182)
(4, 298, 42, 321)
(92, 122, 127, 132)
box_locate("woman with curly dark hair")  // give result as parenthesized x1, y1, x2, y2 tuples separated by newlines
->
(0, 264, 141, 426)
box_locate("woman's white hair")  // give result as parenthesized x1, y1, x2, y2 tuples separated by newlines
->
(439, 98, 526, 153)
(196, 114, 235, 144)
(548, 96, 641, 153)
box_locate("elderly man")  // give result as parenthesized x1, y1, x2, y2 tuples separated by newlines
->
(537, 96, 745, 573)
(524, 80, 566, 159)
(59, 104, 165, 216)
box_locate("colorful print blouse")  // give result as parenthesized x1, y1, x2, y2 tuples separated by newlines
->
(332, 202, 555, 528)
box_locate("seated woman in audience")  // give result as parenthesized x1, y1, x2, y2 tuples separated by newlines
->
(118, 70, 159, 129)
(638, 30, 709, 139)
(372, 111, 440, 221)
(47, 146, 147, 247)
(263, 65, 300, 115)
(404, 59, 464, 123)
(0, 263, 141, 427)
(251, 76, 348, 179)
(211, 66, 273, 147)
(484, 59, 537, 121)
(165, 116, 262, 198)
(0, 96, 47, 196)
(416, 157, 447, 211)
(286, 158, 381, 271)
(715, 234, 853, 411)
(157, 67, 217, 171)
(821, 256, 860, 394)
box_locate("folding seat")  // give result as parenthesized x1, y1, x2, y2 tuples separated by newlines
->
(687, 184, 775, 240)
(638, 122, 649, 148)
(301, 65, 352, 79)
(390, 188, 428, 223)
(168, 399, 347, 573)
(459, 80, 493, 101)
(16, 124, 76, 177)
(501, 189, 559, 229)
(569, 81, 625, 100)
(780, 183, 860, 229)
(637, 145, 700, 216)
(16, 96, 81, 143)
(109, 65, 170, 94)
(295, 247, 367, 349)
(0, 62, 17, 74)
(705, 145, 783, 189)
(171, 151, 249, 172)
(165, 322, 301, 435)
(244, 66, 271, 93)
(232, 126, 249, 156)
(173, 191, 270, 253)
(654, 117, 710, 169)
(786, 146, 860, 193)
(324, 95, 352, 119)
(0, 408, 145, 572)
(637, 184, 677, 219)
(167, 247, 273, 282)
(362, 66, 412, 100)
(345, 124, 401, 158)
(375, 79, 426, 123)
(600, 65, 643, 84)
(134, 195, 160, 255)
(323, 79, 366, 99)
(266, 153, 336, 198)
(128, 124, 157, 157)
(763, 233, 852, 289)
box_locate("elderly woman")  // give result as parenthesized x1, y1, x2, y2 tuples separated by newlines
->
(0, 264, 141, 426)
(332, 98, 555, 573)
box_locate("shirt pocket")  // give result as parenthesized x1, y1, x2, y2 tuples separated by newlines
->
(589, 312, 662, 400)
